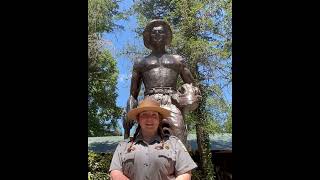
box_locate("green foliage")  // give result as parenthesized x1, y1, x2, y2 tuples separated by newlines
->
(224, 107, 232, 133)
(88, 172, 109, 180)
(88, 151, 113, 173)
(88, 50, 122, 136)
(88, 0, 122, 136)
(88, 151, 113, 179)
(88, 0, 121, 68)
(185, 108, 222, 134)
(88, 0, 120, 34)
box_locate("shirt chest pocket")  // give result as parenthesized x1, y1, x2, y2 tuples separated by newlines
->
(121, 153, 135, 178)
(157, 150, 176, 174)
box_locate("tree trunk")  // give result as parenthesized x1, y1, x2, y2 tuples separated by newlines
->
(195, 84, 216, 179)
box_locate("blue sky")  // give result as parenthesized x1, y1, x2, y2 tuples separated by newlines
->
(103, 0, 231, 134)
(103, 0, 138, 134)
(103, 1, 137, 108)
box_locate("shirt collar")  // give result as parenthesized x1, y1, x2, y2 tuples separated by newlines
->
(134, 132, 161, 144)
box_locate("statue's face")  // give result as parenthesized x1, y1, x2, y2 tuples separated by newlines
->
(150, 25, 166, 45)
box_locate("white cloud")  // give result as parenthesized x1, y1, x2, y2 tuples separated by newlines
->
(118, 73, 131, 83)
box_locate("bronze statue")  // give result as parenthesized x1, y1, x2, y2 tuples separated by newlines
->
(124, 19, 201, 145)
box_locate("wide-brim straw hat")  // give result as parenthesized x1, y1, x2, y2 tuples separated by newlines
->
(143, 19, 172, 50)
(127, 98, 171, 121)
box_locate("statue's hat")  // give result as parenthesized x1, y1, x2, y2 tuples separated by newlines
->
(143, 19, 172, 50)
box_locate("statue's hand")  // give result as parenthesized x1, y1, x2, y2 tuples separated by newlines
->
(193, 86, 202, 100)
(123, 96, 137, 138)
(126, 95, 138, 120)
(193, 85, 200, 94)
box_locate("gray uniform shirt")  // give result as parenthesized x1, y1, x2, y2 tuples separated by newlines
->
(109, 134, 198, 180)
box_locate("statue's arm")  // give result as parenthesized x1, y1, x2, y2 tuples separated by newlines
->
(126, 60, 142, 114)
(179, 58, 195, 84)
(179, 57, 201, 96)
(130, 70, 142, 100)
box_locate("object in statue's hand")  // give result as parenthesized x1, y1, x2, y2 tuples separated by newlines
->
(178, 83, 202, 112)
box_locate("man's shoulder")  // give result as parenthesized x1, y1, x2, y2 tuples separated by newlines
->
(168, 54, 185, 64)
(133, 57, 144, 64)
(134, 55, 154, 64)
(133, 57, 146, 69)
(171, 54, 184, 61)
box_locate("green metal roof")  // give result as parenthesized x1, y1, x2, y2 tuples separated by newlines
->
(88, 133, 232, 153)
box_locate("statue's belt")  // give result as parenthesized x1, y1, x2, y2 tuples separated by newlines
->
(144, 87, 177, 95)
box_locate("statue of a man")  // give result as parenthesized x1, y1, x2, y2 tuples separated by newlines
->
(125, 19, 201, 145)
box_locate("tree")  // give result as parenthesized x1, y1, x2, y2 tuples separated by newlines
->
(88, 0, 122, 136)
(224, 106, 232, 133)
